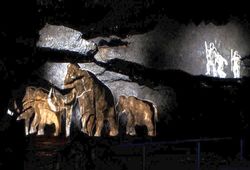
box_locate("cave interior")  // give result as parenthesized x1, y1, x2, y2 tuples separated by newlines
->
(1, 1, 250, 169)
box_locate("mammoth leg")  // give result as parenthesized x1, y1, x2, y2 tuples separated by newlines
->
(145, 113, 155, 136)
(29, 113, 40, 134)
(58, 114, 62, 134)
(37, 109, 45, 136)
(37, 123, 45, 136)
(81, 113, 89, 134)
(65, 106, 73, 137)
(25, 109, 34, 135)
(107, 108, 118, 136)
(17, 108, 33, 135)
(37, 118, 45, 136)
(30, 104, 41, 134)
(53, 115, 60, 136)
(108, 117, 118, 136)
(25, 119, 30, 136)
(86, 114, 95, 136)
(126, 112, 136, 136)
(94, 114, 104, 137)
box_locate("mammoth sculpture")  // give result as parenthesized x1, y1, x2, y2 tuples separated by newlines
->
(48, 87, 95, 136)
(16, 86, 63, 136)
(17, 101, 62, 136)
(13, 86, 48, 135)
(63, 63, 118, 137)
(116, 95, 158, 136)
(47, 87, 79, 137)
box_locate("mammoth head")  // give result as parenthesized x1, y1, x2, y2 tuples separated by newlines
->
(22, 86, 36, 103)
(64, 63, 88, 85)
(116, 95, 127, 114)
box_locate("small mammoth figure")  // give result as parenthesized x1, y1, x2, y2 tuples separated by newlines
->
(116, 95, 158, 136)
(18, 100, 62, 136)
(16, 86, 62, 136)
(14, 86, 48, 135)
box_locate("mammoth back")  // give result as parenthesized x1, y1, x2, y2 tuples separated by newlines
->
(87, 71, 115, 105)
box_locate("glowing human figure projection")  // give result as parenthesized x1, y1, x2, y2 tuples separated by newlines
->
(231, 49, 241, 78)
(205, 41, 228, 78)
(205, 41, 217, 76)
(215, 52, 228, 78)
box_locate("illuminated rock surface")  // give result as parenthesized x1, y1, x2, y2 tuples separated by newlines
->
(37, 24, 97, 55)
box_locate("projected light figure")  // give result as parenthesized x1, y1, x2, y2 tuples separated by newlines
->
(205, 41, 217, 77)
(231, 49, 241, 78)
(215, 52, 228, 78)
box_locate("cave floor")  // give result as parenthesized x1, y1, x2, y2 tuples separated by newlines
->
(22, 134, 250, 170)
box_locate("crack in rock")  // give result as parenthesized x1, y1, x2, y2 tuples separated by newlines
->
(97, 71, 130, 82)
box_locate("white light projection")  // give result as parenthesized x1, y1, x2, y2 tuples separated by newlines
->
(205, 41, 217, 76)
(204, 41, 242, 78)
(205, 41, 228, 78)
(231, 49, 241, 78)
(215, 51, 228, 78)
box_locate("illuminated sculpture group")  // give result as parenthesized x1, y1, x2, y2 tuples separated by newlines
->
(10, 63, 158, 137)
(205, 41, 241, 78)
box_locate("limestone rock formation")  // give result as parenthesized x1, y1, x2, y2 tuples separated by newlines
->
(37, 24, 97, 55)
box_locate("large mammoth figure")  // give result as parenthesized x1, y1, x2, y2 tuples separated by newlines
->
(116, 95, 158, 136)
(63, 63, 118, 137)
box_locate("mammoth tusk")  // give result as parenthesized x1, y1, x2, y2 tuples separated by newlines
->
(47, 96, 57, 112)
(52, 88, 55, 95)
(48, 88, 52, 98)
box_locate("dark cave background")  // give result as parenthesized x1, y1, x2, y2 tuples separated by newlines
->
(1, 0, 250, 169)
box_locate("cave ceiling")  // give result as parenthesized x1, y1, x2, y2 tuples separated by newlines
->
(1, 0, 250, 90)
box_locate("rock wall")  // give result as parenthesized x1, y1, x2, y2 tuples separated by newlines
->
(35, 21, 250, 123)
